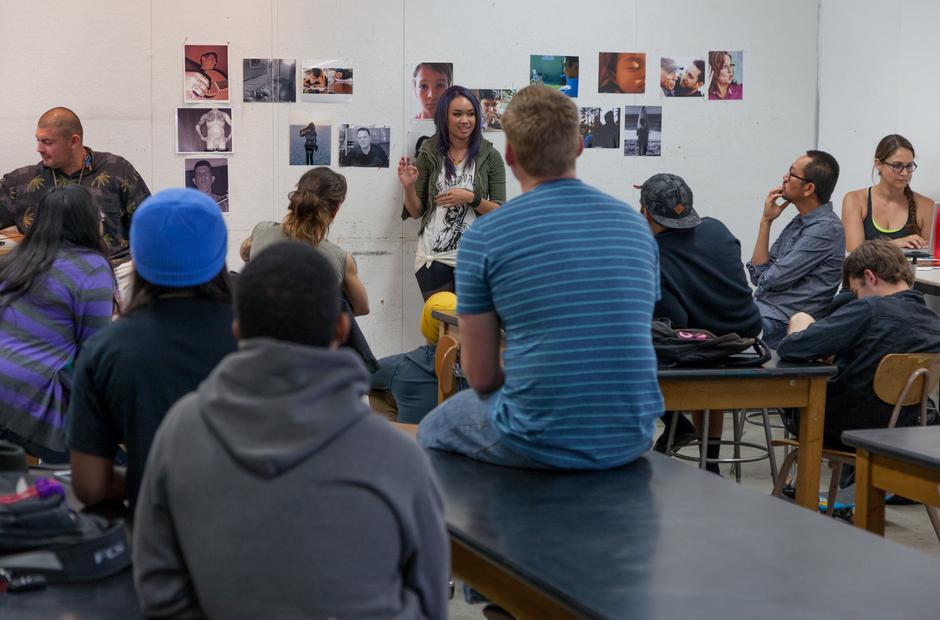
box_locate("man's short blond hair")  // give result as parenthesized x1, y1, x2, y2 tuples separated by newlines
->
(501, 85, 580, 178)
(37, 107, 83, 141)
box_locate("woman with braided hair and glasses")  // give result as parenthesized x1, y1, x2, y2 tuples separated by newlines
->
(842, 134, 935, 252)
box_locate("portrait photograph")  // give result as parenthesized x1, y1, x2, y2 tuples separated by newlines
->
(707, 51, 744, 101)
(411, 62, 453, 119)
(183, 44, 230, 103)
(660, 57, 706, 97)
(185, 158, 229, 213)
(469, 89, 514, 132)
(289, 120, 332, 166)
(338, 125, 390, 168)
(530, 55, 579, 98)
(243, 58, 296, 102)
(176, 107, 233, 154)
(406, 129, 433, 160)
(598, 52, 646, 94)
(624, 105, 661, 157)
(580, 107, 620, 149)
(302, 59, 353, 103)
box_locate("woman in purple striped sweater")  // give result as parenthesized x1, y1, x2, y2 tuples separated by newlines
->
(0, 185, 115, 462)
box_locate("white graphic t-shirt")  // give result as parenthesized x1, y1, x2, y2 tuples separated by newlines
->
(415, 160, 477, 270)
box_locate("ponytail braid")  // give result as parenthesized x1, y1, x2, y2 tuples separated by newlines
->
(903, 185, 920, 236)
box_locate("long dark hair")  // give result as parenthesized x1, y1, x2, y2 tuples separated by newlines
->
(0, 185, 110, 310)
(434, 85, 482, 181)
(124, 267, 232, 315)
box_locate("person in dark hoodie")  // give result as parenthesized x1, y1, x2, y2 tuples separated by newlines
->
(132, 241, 449, 619)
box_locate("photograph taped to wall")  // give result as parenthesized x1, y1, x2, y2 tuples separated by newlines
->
(707, 51, 744, 101)
(302, 59, 353, 103)
(177, 107, 233, 154)
(185, 157, 229, 213)
(184, 44, 229, 103)
(406, 129, 433, 160)
(624, 105, 661, 156)
(661, 56, 706, 97)
(411, 62, 453, 119)
(580, 107, 620, 149)
(290, 121, 332, 166)
(530, 55, 578, 98)
(243, 58, 296, 102)
(469, 89, 515, 132)
(338, 124, 390, 168)
(598, 52, 646, 94)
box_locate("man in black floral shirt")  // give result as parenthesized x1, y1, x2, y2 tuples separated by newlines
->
(0, 107, 150, 264)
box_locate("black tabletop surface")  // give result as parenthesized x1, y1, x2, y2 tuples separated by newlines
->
(430, 449, 940, 619)
(843, 426, 940, 471)
(0, 568, 141, 620)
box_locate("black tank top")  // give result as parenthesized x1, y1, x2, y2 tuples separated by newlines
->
(862, 187, 915, 240)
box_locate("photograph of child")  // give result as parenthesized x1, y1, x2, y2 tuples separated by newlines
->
(598, 52, 646, 94)
(580, 107, 620, 149)
(661, 57, 706, 97)
(469, 89, 513, 131)
(290, 121, 332, 166)
(624, 106, 661, 156)
(338, 125, 390, 168)
(412, 62, 453, 119)
(530, 55, 579, 97)
(243, 58, 296, 102)
(184, 44, 229, 103)
(185, 158, 229, 212)
(176, 107, 233, 154)
(707, 51, 744, 100)
(302, 60, 354, 102)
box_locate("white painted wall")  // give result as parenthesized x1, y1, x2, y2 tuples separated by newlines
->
(0, 0, 820, 357)
(819, 0, 940, 213)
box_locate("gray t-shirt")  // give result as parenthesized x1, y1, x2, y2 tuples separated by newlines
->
(249, 221, 347, 285)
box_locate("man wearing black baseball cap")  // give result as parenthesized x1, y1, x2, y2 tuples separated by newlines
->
(636, 173, 761, 471)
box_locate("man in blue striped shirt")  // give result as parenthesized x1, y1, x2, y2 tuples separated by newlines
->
(417, 85, 663, 470)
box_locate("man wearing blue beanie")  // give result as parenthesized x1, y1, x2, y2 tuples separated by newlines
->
(68, 188, 237, 513)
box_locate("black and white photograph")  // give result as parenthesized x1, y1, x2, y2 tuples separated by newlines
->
(183, 44, 230, 103)
(624, 105, 661, 156)
(185, 157, 229, 213)
(302, 59, 353, 103)
(338, 125, 390, 168)
(176, 107, 233, 154)
(243, 58, 296, 102)
(580, 107, 620, 149)
(289, 119, 332, 166)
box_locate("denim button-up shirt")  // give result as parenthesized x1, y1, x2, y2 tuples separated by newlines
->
(746, 202, 844, 322)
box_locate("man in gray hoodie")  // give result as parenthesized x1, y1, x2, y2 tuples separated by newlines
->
(132, 242, 449, 619)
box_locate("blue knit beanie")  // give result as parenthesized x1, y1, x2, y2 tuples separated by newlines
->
(131, 188, 227, 287)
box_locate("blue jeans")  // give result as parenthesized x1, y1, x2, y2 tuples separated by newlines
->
(417, 390, 545, 468)
(761, 316, 788, 349)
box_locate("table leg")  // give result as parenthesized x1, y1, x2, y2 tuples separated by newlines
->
(853, 449, 886, 535)
(794, 378, 826, 511)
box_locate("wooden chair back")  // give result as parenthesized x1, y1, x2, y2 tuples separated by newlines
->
(873, 353, 940, 428)
(435, 335, 460, 403)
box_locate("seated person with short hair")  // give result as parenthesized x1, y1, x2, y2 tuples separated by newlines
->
(777, 239, 940, 449)
(370, 292, 457, 423)
(747, 150, 844, 348)
(637, 173, 761, 471)
(133, 242, 448, 619)
(417, 85, 663, 470)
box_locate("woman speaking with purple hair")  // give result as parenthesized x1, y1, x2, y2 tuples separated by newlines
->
(398, 86, 506, 299)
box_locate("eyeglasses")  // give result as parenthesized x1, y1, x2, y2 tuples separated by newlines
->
(787, 168, 813, 184)
(882, 161, 917, 174)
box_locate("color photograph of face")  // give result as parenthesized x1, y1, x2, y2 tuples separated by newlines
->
(707, 51, 744, 100)
(413, 62, 453, 119)
(598, 52, 645, 94)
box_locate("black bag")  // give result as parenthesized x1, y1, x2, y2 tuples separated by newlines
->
(0, 474, 130, 583)
(652, 318, 771, 368)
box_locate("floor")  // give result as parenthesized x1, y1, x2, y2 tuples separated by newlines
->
(446, 414, 940, 619)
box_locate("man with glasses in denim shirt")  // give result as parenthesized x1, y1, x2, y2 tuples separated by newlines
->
(747, 150, 844, 348)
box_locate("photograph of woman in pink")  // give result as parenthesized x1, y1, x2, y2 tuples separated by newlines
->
(707, 51, 743, 100)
